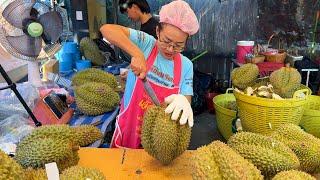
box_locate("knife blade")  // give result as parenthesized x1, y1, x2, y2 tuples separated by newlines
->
(142, 78, 160, 106)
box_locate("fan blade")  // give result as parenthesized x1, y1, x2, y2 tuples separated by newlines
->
(2, 0, 36, 29)
(6, 35, 42, 57)
(38, 11, 63, 43)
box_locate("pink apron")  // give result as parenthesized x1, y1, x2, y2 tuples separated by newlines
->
(111, 44, 182, 148)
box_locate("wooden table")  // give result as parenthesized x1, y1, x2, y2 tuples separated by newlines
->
(78, 148, 193, 180)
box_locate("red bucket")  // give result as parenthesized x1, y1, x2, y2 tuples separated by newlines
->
(236, 41, 254, 64)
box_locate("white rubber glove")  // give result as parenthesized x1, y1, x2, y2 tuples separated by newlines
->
(164, 94, 194, 127)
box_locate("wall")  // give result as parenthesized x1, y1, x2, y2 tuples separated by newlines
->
(67, 0, 90, 41)
(87, 0, 107, 39)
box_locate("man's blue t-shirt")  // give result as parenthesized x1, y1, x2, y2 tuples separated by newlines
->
(122, 29, 193, 108)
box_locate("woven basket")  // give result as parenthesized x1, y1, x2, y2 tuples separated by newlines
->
(260, 33, 287, 63)
(262, 50, 287, 63)
(213, 89, 237, 140)
(300, 95, 320, 138)
(233, 87, 310, 135)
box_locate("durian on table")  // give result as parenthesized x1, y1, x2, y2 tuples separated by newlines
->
(74, 82, 120, 116)
(71, 68, 118, 89)
(72, 68, 121, 116)
(15, 124, 102, 171)
(270, 123, 320, 173)
(228, 132, 300, 177)
(192, 141, 263, 180)
(141, 106, 191, 165)
(60, 166, 106, 180)
(0, 149, 24, 180)
(272, 170, 316, 180)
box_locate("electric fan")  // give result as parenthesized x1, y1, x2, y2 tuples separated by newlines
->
(0, 0, 63, 87)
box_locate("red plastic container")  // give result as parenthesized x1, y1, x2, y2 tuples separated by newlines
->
(205, 91, 220, 114)
(236, 41, 254, 64)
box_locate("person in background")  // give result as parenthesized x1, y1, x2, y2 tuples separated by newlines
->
(119, 0, 159, 39)
(101, 0, 199, 149)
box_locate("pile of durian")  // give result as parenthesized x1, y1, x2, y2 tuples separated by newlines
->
(0, 124, 106, 180)
(192, 123, 320, 180)
(72, 68, 120, 116)
(231, 63, 304, 99)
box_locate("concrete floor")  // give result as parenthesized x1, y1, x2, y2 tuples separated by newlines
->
(189, 111, 225, 150)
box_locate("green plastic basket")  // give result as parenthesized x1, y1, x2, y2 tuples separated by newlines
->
(300, 95, 320, 138)
(213, 89, 237, 140)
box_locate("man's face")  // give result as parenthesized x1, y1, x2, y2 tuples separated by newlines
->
(126, 5, 140, 22)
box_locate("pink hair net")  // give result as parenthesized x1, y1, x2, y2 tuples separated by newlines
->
(159, 0, 199, 36)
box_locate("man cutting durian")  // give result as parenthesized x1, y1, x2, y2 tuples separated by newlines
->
(100, 0, 199, 149)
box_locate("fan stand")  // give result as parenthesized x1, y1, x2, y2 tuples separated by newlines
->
(28, 61, 42, 87)
(0, 64, 41, 127)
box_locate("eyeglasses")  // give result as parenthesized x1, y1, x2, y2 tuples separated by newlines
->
(158, 32, 185, 52)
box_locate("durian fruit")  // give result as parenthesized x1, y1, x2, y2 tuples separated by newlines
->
(15, 138, 78, 171)
(231, 63, 259, 90)
(0, 149, 24, 180)
(141, 106, 191, 165)
(24, 168, 47, 180)
(60, 166, 106, 180)
(227, 132, 300, 177)
(192, 141, 263, 180)
(72, 125, 103, 146)
(19, 124, 102, 147)
(79, 37, 106, 66)
(18, 125, 76, 147)
(272, 170, 316, 180)
(270, 67, 301, 98)
(270, 124, 320, 173)
(71, 68, 118, 89)
(74, 82, 120, 115)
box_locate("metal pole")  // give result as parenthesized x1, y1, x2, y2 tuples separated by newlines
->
(0, 65, 42, 127)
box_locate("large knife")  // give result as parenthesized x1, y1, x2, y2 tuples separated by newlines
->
(142, 78, 160, 106)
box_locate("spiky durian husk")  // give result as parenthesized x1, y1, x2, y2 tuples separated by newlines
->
(18, 125, 76, 147)
(72, 125, 103, 146)
(0, 150, 24, 180)
(141, 106, 191, 165)
(192, 141, 263, 180)
(20, 124, 103, 147)
(272, 170, 316, 180)
(15, 138, 77, 171)
(270, 124, 320, 173)
(24, 168, 47, 180)
(231, 63, 259, 90)
(79, 37, 106, 66)
(228, 132, 300, 177)
(71, 68, 118, 89)
(270, 67, 302, 98)
(141, 106, 161, 158)
(74, 82, 120, 116)
(60, 166, 106, 180)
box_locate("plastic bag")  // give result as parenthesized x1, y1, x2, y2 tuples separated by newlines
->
(0, 114, 35, 145)
(0, 82, 39, 120)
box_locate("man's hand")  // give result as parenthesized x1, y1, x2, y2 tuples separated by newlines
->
(164, 94, 194, 127)
(130, 56, 147, 79)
